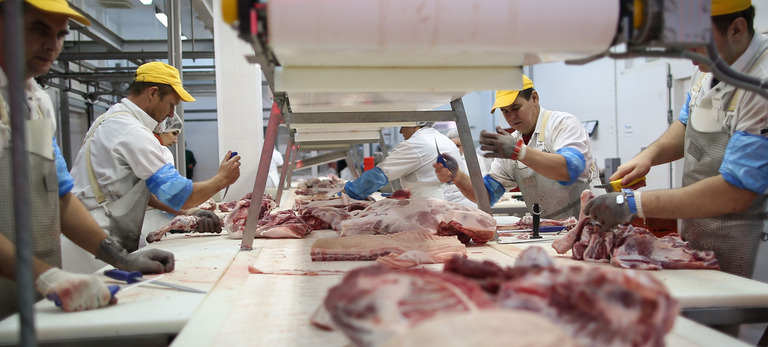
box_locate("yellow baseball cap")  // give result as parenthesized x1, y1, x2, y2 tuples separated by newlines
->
(490, 75, 534, 113)
(711, 0, 751, 16)
(134, 62, 195, 102)
(10, 0, 91, 25)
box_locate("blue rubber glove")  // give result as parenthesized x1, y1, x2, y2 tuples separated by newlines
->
(344, 167, 389, 200)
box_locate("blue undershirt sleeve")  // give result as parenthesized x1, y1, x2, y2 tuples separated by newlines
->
(483, 175, 506, 206)
(53, 136, 73, 196)
(719, 132, 768, 194)
(554, 147, 586, 185)
(344, 167, 389, 200)
(146, 163, 193, 210)
(678, 92, 691, 125)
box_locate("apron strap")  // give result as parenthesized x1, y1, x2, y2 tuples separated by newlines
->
(83, 111, 133, 206)
(537, 110, 554, 143)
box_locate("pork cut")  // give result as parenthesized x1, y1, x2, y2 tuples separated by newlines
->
(223, 194, 278, 238)
(310, 231, 466, 268)
(255, 210, 310, 238)
(339, 195, 496, 244)
(324, 265, 496, 347)
(145, 215, 200, 243)
(552, 190, 720, 271)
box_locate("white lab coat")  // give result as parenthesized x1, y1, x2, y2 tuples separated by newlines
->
(63, 98, 170, 274)
(378, 127, 471, 204)
(266, 149, 283, 189)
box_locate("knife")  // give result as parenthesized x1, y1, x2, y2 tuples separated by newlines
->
(46, 276, 159, 308)
(434, 139, 448, 168)
(104, 269, 207, 294)
(221, 151, 238, 200)
(594, 176, 646, 192)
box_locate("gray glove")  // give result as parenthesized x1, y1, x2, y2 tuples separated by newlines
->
(479, 126, 526, 160)
(96, 237, 175, 274)
(583, 192, 636, 231)
(190, 209, 222, 234)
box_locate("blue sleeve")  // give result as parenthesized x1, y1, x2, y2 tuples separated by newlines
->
(554, 147, 586, 185)
(678, 92, 691, 125)
(344, 167, 388, 200)
(53, 137, 74, 196)
(483, 175, 506, 206)
(719, 132, 768, 194)
(146, 163, 193, 210)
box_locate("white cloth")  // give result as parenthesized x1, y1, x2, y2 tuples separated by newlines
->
(63, 98, 169, 274)
(488, 107, 599, 189)
(340, 166, 356, 181)
(266, 149, 284, 189)
(160, 146, 175, 166)
(378, 127, 471, 204)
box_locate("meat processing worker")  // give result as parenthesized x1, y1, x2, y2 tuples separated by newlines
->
(585, 0, 768, 283)
(62, 62, 241, 274)
(0, 0, 176, 317)
(344, 122, 472, 205)
(434, 75, 601, 219)
(146, 114, 221, 225)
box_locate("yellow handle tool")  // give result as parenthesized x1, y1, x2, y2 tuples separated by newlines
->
(594, 176, 646, 192)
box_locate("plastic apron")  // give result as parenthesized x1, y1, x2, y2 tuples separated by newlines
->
(83, 112, 151, 253)
(510, 111, 599, 219)
(681, 45, 768, 281)
(0, 100, 60, 318)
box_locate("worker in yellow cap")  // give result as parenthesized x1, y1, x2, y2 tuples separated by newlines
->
(62, 61, 241, 274)
(0, 0, 178, 317)
(434, 75, 601, 219)
(587, 0, 768, 285)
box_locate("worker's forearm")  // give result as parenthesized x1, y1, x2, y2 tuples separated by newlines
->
(59, 193, 109, 255)
(453, 171, 478, 203)
(0, 232, 57, 281)
(184, 177, 227, 209)
(519, 149, 570, 182)
(641, 176, 757, 219)
(148, 195, 183, 215)
(641, 121, 686, 166)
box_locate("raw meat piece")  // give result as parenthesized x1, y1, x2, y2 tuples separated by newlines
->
(223, 195, 278, 238)
(387, 189, 411, 200)
(612, 231, 720, 270)
(255, 210, 309, 238)
(339, 196, 496, 244)
(310, 231, 466, 268)
(301, 206, 350, 231)
(551, 190, 719, 271)
(381, 310, 579, 347)
(324, 265, 496, 347)
(218, 200, 238, 212)
(146, 215, 200, 243)
(197, 198, 216, 211)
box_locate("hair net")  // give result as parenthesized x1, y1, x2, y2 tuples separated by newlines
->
(416, 121, 436, 127)
(154, 113, 183, 133)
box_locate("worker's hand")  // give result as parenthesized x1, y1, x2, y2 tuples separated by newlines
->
(35, 268, 115, 312)
(217, 150, 241, 187)
(96, 237, 175, 274)
(433, 153, 459, 184)
(583, 192, 636, 231)
(610, 158, 650, 190)
(479, 126, 527, 160)
(189, 208, 222, 234)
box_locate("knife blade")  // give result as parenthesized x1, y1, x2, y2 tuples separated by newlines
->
(434, 139, 448, 168)
(594, 176, 646, 192)
(104, 269, 207, 294)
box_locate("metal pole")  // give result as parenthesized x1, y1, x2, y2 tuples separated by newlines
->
(452, 98, 491, 214)
(166, 0, 186, 177)
(3, 0, 37, 344)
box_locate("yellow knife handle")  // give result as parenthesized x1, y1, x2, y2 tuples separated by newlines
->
(610, 176, 646, 191)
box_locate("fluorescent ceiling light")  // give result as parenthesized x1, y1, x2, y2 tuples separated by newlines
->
(155, 12, 167, 27)
(140, 0, 152, 5)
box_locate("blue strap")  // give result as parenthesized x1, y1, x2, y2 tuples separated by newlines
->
(623, 188, 637, 214)
(554, 147, 586, 185)
(344, 167, 389, 200)
(53, 136, 74, 196)
(483, 175, 506, 206)
(678, 92, 691, 125)
(146, 163, 193, 210)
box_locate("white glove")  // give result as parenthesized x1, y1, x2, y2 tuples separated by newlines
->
(35, 268, 114, 312)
